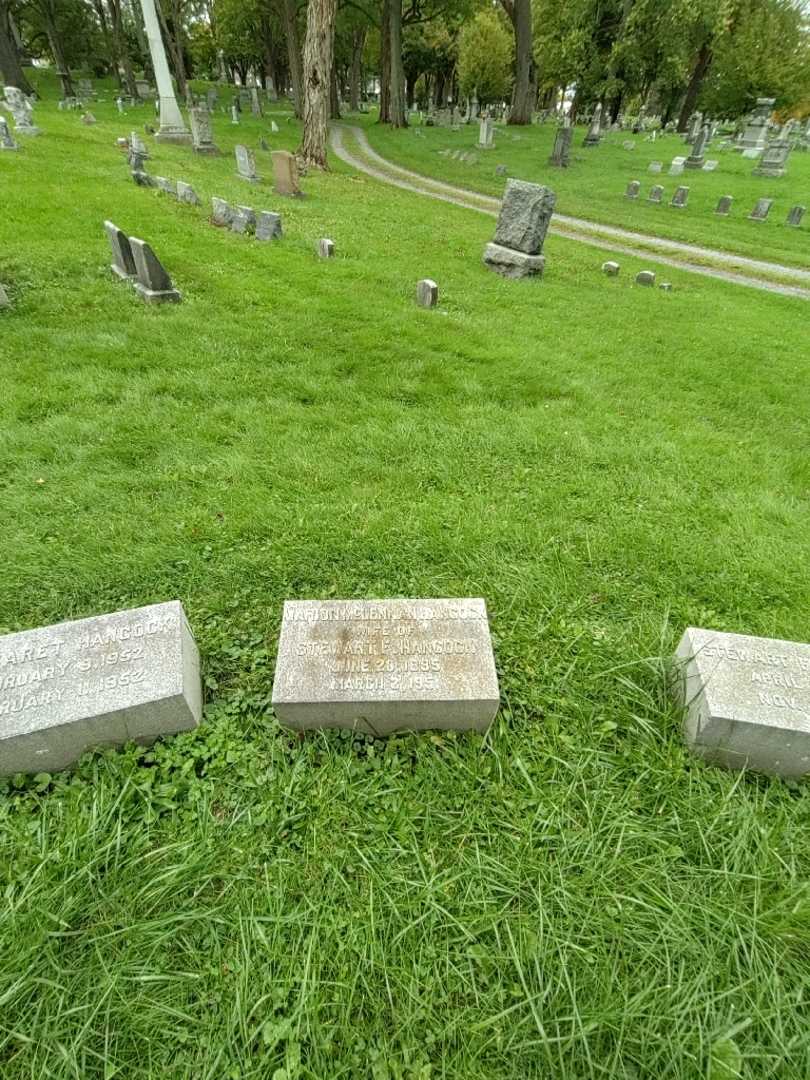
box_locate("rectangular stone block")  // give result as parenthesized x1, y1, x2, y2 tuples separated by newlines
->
(674, 626, 810, 777)
(0, 601, 202, 776)
(272, 598, 499, 735)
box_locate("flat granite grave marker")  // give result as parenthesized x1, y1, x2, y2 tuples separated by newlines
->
(0, 601, 201, 776)
(104, 220, 137, 280)
(130, 238, 181, 303)
(602, 261, 620, 276)
(648, 161, 662, 173)
(749, 197, 773, 221)
(674, 626, 810, 777)
(271, 598, 500, 734)
(715, 195, 733, 216)
(671, 185, 689, 208)
(416, 278, 438, 306)
(211, 196, 234, 227)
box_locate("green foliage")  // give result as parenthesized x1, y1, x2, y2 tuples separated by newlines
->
(457, 7, 513, 104)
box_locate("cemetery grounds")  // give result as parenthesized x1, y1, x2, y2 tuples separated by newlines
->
(1, 76, 810, 1078)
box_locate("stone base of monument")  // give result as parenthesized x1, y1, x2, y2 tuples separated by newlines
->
(272, 598, 500, 735)
(0, 601, 202, 776)
(154, 128, 192, 145)
(483, 243, 545, 279)
(674, 626, 810, 778)
(134, 281, 181, 304)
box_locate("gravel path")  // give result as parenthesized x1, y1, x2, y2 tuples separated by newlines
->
(331, 124, 810, 301)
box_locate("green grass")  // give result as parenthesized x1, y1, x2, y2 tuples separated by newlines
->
(363, 114, 810, 271)
(2, 83, 810, 1078)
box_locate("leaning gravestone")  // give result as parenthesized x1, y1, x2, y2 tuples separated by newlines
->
(786, 205, 805, 227)
(256, 211, 282, 240)
(715, 195, 733, 216)
(271, 598, 499, 734)
(483, 179, 555, 279)
(416, 279, 438, 307)
(271, 150, 302, 197)
(130, 238, 181, 303)
(0, 601, 201, 776)
(749, 197, 773, 221)
(104, 220, 137, 281)
(235, 144, 259, 182)
(674, 626, 810, 777)
(548, 125, 572, 168)
(583, 103, 602, 147)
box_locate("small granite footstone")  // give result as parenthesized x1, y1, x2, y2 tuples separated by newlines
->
(318, 238, 335, 258)
(130, 238, 181, 303)
(131, 170, 155, 187)
(659, 282, 673, 291)
(256, 211, 282, 241)
(271, 598, 500, 735)
(625, 180, 640, 199)
(155, 176, 177, 197)
(493, 180, 555, 254)
(636, 270, 655, 286)
(602, 261, 620, 276)
(674, 626, 810, 777)
(0, 601, 202, 776)
(416, 279, 438, 307)
(104, 220, 137, 280)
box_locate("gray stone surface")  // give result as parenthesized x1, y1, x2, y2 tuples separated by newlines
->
(625, 180, 640, 199)
(156, 176, 177, 197)
(318, 238, 335, 258)
(230, 205, 257, 234)
(659, 282, 673, 291)
(483, 243, 545, 279)
(0, 283, 10, 308)
(685, 124, 709, 168)
(478, 116, 494, 148)
(671, 185, 689, 208)
(548, 125, 572, 167)
(786, 205, 805, 227)
(235, 143, 259, 181)
(272, 598, 499, 735)
(416, 278, 438, 307)
(738, 98, 773, 153)
(493, 180, 555, 255)
(0, 117, 18, 150)
(715, 195, 733, 216)
(648, 184, 664, 203)
(0, 601, 201, 776)
(648, 161, 662, 173)
(271, 150, 302, 196)
(256, 211, 282, 241)
(190, 106, 219, 155)
(211, 196, 233, 227)
(131, 170, 156, 187)
(674, 626, 810, 777)
(703, 159, 719, 172)
(753, 140, 791, 178)
(601, 260, 620, 276)
(635, 270, 655, 286)
(104, 220, 137, 280)
(130, 237, 181, 303)
(4, 86, 40, 135)
(749, 197, 773, 221)
(177, 181, 201, 205)
(583, 103, 602, 147)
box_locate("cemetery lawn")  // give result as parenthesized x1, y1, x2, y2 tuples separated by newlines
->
(2, 85, 810, 1079)
(363, 116, 810, 272)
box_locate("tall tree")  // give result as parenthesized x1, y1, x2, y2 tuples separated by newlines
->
(298, 0, 337, 167)
(388, 0, 406, 125)
(281, 0, 304, 116)
(0, 0, 34, 91)
(499, 0, 532, 123)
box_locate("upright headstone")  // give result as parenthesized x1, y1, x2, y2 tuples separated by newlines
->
(648, 184, 664, 203)
(3, 86, 40, 135)
(271, 598, 500, 735)
(231, 104, 240, 124)
(548, 124, 572, 167)
(211, 196, 233, 227)
(271, 150, 302, 196)
(483, 179, 555, 279)
(749, 197, 773, 221)
(683, 112, 702, 145)
(139, 0, 191, 143)
(130, 130, 149, 158)
(685, 124, 709, 169)
(255, 211, 282, 240)
(317, 238, 335, 258)
(477, 116, 494, 149)
(671, 185, 689, 208)
(0, 601, 202, 776)
(601, 261, 620, 276)
(104, 220, 137, 280)
(190, 106, 220, 155)
(583, 103, 603, 147)
(271, 120, 279, 133)
(738, 98, 774, 154)
(250, 86, 262, 117)
(786, 205, 805, 227)
(715, 195, 733, 216)
(416, 279, 438, 306)
(753, 139, 791, 178)
(625, 180, 641, 199)
(176, 181, 201, 205)
(129, 237, 181, 303)
(635, 270, 655, 286)
(674, 626, 810, 777)
(235, 144, 259, 182)
(0, 117, 18, 150)
(230, 205, 257, 234)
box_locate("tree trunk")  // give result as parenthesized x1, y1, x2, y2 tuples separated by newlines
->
(42, 3, 74, 98)
(298, 0, 337, 169)
(108, 0, 138, 96)
(378, 0, 390, 123)
(434, 70, 444, 108)
(330, 60, 340, 118)
(387, 0, 406, 126)
(282, 0, 304, 118)
(0, 1, 33, 93)
(677, 42, 712, 132)
(506, 0, 532, 123)
(349, 25, 364, 110)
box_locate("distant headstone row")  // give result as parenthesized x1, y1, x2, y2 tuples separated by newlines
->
(210, 197, 283, 241)
(234, 144, 303, 197)
(625, 182, 805, 224)
(104, 221, 181, 304)
(601, 261, 673, 290)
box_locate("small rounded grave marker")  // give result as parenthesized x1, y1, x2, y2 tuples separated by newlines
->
(416, 279, 438, 307)
(635, 270, 656, 287)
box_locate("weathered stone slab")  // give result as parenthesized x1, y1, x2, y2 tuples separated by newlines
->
(0, 117, 18, 150)
(601, 260, 620, 276)
(483, 242, 545, 279)
(190, 106, 220, 155)
(155, 176, 177, 197)
(416, 278, 438, 306)
(130, 238, 181, 303)
(230, 205, 257, 234)
(235, 143, 259, 182)
(272, 598, 499, 734)
(256, 211, 282, 240)
(177, 181, 201, 205)
(493, 179, 555, 255)
(715, 195, 733, 216)
(104, 220, 137, 280)
(749, 197, 773, 221)
(211, 196, 233, 227)
(648, 161, 662, 173)
(625, 180, 640, 199)
(635, 270, 655, 286)
(548, 125, 572, 167)
(317, 238, 335, 258)
(271, 150, 302, 196)
(0, 601, 202, 776)
(648, 184, 663, 203)
(674, 626, 810, 777)
(786, 205, 805, 227)
(671, 185, 689, 208)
